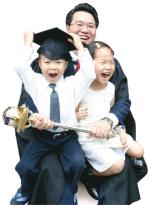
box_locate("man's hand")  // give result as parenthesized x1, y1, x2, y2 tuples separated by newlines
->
(91, 119, 112, 138)
(119, 128, 128, 148)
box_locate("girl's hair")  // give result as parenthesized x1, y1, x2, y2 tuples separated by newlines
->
(87, 41, 114, 59)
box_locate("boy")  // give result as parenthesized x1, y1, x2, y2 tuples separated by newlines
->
(10, 28, 95, 205)
(76, 41, 144, 176)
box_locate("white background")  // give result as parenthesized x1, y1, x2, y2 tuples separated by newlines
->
(0, 0, 149, 204)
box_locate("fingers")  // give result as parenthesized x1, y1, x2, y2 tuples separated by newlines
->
(91, 120, 111, 138)
(68, 32, 85, 51)
(78, 107, 88, 119)
(29, 113, 53, 130)
(76, 105, 88, 120)
(119, 132, 128, 148)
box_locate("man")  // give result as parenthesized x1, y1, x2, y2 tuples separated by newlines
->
(16, 3, 147, 205)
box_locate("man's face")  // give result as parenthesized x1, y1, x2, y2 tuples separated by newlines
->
(66, 11, 97, 45)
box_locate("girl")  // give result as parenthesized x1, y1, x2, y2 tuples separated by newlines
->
(76, 41, 144, 176)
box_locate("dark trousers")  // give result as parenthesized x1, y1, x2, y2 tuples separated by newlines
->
(15, 130, 86, 202)
(83, 156, 140, 205)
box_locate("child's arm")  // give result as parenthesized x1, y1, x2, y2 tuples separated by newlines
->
(67, 34, 96, 106)
(69, 33, 85, 52)
(24, 32, 34, 48)
(15, 32, 35, 70)
(17, 32, 35, 66)
(14, 32, 40, 102)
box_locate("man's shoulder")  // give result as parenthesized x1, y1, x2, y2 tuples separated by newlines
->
(114, 58, 123, 72)
(111, 58, 126, 80)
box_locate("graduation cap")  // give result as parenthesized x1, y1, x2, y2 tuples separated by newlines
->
(34, 27, 76, 60)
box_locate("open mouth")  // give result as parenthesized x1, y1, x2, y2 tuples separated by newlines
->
(49, 73, 57, 78)
(101, 72, 110, 79)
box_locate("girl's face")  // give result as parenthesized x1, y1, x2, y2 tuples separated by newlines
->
(38, 55, 68, 83)
(94, 47, 115, 86)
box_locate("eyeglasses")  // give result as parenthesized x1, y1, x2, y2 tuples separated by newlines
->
(70, 21, 96, 31)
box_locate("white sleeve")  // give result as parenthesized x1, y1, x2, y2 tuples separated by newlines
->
(73, 48, 96, 106)
(14, 46, 39, 97)
(106, 113, 119, 128)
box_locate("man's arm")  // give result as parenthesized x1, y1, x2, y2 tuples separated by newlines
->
(110, 58, 131, 125)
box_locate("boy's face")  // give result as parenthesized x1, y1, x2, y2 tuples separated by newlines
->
(94, 47, 115, 86)
(66, 11, 96, 45)
(38, 55, 68, 83)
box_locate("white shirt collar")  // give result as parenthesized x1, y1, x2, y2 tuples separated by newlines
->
(48, 76, 65, 89)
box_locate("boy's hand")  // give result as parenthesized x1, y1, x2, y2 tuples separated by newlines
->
(24, 32, 34, 47)
(68, 33, 85, 51)
(29, 113, 54, 130)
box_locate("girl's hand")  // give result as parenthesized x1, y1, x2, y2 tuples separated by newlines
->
(76, 106, 88, 120)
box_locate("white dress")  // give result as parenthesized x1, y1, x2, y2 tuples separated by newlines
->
(78, 82, 134, 172)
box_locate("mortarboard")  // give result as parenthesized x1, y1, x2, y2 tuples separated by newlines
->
(34, 27, 76, 60)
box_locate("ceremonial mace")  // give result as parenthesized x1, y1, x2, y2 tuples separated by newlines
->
(2, 104, 91, 133)
(2, 104, 115, 138)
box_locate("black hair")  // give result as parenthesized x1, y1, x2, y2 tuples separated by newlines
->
(66, 3, 99, 28)
(87, 41, 114, 59)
